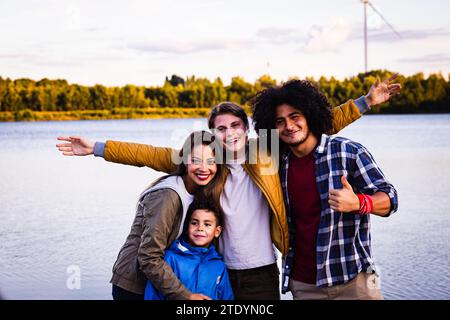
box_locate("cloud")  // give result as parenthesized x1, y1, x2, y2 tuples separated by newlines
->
(0, 46, 129, 68)
(0, 53, 34, 60)
(352, 27, 450, 42)
(255, 22, 450, 53)
(397, 53, 450, 65)
(129, 41, 225, 54)
(128, 39, 254, 55)
(302, 18, 352, 53)
(0, 51, 90, 67)
(173, 0, 225, 10)
(256, 27, 306, 45)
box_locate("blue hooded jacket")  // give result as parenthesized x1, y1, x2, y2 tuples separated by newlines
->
(144, 238, 234, 300)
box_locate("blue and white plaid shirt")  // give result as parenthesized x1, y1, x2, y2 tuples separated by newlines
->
(280, 134, 398, 293)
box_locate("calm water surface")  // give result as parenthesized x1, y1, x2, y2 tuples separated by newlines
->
(0, 115, 449, 299)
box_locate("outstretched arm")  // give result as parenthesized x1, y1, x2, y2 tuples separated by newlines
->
(103, 140, 177, 173)
(329, 73, 402, 134)
(56, 136, 177, 174)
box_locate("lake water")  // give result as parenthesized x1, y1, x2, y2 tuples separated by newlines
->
(0, 115, 449, 300)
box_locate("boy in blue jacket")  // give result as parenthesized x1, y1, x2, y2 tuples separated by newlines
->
(144, 195, 234, 300)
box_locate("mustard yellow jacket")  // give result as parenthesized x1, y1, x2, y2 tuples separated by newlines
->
(103, 100, 362, 257)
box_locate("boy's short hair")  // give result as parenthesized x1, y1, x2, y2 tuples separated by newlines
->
(185, 193, 224, 227)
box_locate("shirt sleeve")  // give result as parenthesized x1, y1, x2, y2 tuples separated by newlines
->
(93, 142, 105, 157)
(354, 96, 371, 114)
(351, 146, 399, 216)
(104, 140, 178, 173)
(329, 99, 362, 135)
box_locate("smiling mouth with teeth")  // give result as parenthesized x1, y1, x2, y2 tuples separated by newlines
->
(195, 173, 210, 181)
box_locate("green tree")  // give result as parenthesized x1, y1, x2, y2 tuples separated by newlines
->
(166, 74, 185, 87)
(227, 77, 255, 105)
(1, 72, 450, 117)
(255, 74, 276, 92)
(89, 85, 109, 110)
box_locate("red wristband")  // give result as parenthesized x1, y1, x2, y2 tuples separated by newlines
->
(357, 194, 365, 214)
(365, 194, 373, 213)
(357, 194, 373, 215)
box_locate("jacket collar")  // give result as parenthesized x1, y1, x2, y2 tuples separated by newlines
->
(170, 238, 221, 260)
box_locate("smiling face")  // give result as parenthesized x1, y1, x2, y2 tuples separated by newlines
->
(184, 144, 217, 193)
(275, 104, 311, 147)
(187, 209, 222, 248)
(212, 113, 248, 155)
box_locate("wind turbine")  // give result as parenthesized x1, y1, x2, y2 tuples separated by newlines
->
(361, 0, 401, 73)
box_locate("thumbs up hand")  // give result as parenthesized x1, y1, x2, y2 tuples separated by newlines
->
(328, 176, 360, 213)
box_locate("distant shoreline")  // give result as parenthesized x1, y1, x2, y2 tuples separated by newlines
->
(0, 108, 214, 122)
(1, 108, 449, 122)
(2, 71, 449, 120)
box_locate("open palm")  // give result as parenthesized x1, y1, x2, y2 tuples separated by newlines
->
(56, 136, 95, 156)
(366, 73, 402, 106)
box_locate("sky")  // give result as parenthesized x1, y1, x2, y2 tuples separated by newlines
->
(0, 0, 449, 86)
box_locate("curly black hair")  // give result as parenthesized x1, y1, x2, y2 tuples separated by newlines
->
(251, 79, 333, 151)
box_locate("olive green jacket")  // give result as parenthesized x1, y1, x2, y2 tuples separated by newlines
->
(111, 188, 193, 298)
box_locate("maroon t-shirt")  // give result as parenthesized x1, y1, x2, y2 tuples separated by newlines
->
(287, 148, 321, 284)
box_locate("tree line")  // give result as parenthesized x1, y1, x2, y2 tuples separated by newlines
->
(0, 70, 449, 117)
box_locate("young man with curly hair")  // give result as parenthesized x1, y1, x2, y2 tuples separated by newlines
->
(251, 79, 399, 300)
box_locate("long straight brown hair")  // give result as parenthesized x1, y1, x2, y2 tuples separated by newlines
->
(147, 130, 227, 216)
